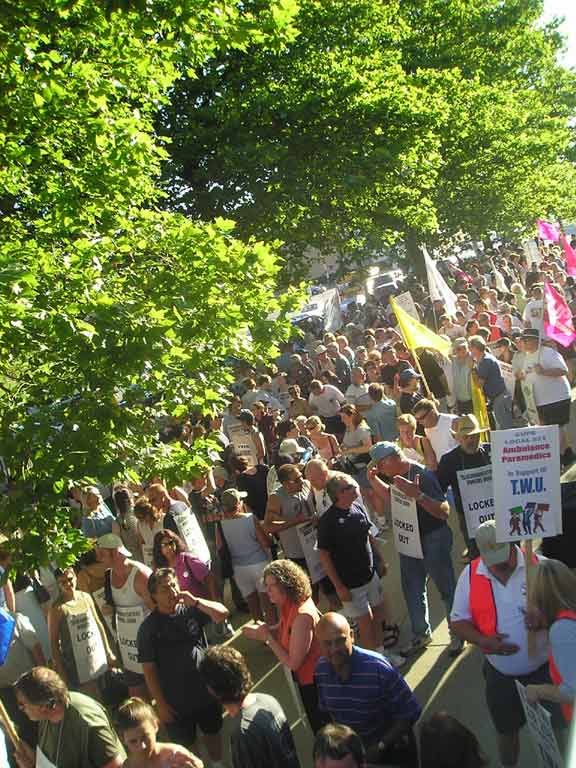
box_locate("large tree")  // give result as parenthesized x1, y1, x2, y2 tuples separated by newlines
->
(159, 0, 576, 276)
(0, 0, 300, 567)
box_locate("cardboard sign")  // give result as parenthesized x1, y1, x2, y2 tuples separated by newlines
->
(68, 611, 107, 684)
(492, 426, 562, 543)
(394, 291, 419, 320)
(457, 466, 494, 538)
(515, 682, 563, 768)
(297, 522, 325, 584)
(230, 430, 258, 467)
(173, 510, 211, 564)
(499, 361, 515, 398)
(390, 486, 423, 559)
(116, 605, 147, 674)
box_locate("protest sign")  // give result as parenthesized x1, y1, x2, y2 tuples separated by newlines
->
(230, 431, 258, 467)
(297, 522, 325, 584)
(68, 611, 107, 684)
(390, 486, 423, 558)
(492, 426, 562, 543)
(174, 509, 211, 564)
(116, 605, 147, 674)
(394, 291, 419, 321)
(499, 361, 515, 398)
(515, 681, 563, 768)
(456, 466, 494, 538)
(520, 380, 539, 425)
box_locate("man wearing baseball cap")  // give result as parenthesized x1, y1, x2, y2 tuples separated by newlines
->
(367, 442, 458, 658)
(450, 521, 559, 768)
(435, 414, 491, 561)
(397, 368, 424, 416)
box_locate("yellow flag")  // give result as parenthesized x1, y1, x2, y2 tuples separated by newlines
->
(391, 297, 452, 358)
(471, 373, 491, 436)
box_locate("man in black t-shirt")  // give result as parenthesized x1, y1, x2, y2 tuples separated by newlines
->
(137, 568, 229, 763)
(435, 414, 491, 562)
(380, 347, 410, 397)
(398, 368, 424, 415)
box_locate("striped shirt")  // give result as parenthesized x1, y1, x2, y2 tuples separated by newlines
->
(315, 646, 421, 744)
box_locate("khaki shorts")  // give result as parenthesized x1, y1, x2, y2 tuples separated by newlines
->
(342, 571, 384, 619)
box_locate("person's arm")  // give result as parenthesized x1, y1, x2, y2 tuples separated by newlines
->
(264, 494, 308, 533)
(180, 592, 229, 623)
(421, 436, 438, 471)
(254, 518, 273, 550)
(526, 683, 571, 706)
(318, 549, 351, 603)
(252, 613, 315, 672)
(142, 661, 176, 723)
(31, 642, 46, 666)
(47, 605, 68, 683)
(367, 465, 391, 501)
(101, 759, 124, 768)
(392, 475, 449, 521)
(3, 577, 15, 613)
(534, 365, 567, 378)
(450, 619, 520, 654)
(342, 432, 372, 456)
(133, 565, 155, 610)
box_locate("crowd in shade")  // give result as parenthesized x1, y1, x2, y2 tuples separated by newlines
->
(1, 233, 576, 768)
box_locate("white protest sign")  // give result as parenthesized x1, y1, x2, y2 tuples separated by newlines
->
(394, 291, 419, 320)
(457, 466, 494, 538)
(520, 380, 540, 425)
(67, 611, 107, 684)
(174, 509, 211, 564)
(499, 361, 515, 398)
(230, 431, 258, 467)
(492, 426, 562, 543)
(116, 605, 147, 674)
(390, 486, 423, 558)
(515, 681, 564, 768)
(297, 522, 326, 584)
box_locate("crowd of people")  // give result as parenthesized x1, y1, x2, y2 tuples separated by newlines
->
(1, 240, 576, 768)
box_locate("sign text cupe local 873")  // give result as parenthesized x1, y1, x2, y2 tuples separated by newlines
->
(492, 426, 562, 544)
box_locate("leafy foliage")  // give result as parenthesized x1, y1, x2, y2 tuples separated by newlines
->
(0, 0, 301, 567)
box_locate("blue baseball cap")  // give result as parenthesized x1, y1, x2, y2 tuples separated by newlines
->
(398, 368, 421, 386)
(369, 442, 401, 462)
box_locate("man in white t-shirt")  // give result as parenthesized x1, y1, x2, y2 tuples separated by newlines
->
(309, 379, 346, 436)
(345, 367, 371, 411)
(522, 284, 544, 334)
(450, 521, 559, 768)
(412, 399, 458, 465)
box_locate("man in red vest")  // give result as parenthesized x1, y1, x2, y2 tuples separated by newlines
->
(450, 520, 562, 768)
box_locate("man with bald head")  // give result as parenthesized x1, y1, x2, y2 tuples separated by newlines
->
(314, 613, 420, 767)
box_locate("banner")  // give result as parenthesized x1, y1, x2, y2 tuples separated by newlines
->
(173, 509, 211, 564)
(492, 426, 562, 543)
(297, 522, 326, 584)
(391, 297, 452, 358)
(536, 219, 560, 243)
(390, 486, 423, 559)
(560, 234, 576, 277)
(422, 245, 458, 317)
(544, 281, 576, 348)
(471, 374, 490, 436)
(457, 466, 494, 538)
(499, 361, 515, 398)
(68, 611, 108, 684)
(515, 682, 563, 768)
(393, 291, 419, 321)
(116, 605, 147, 674)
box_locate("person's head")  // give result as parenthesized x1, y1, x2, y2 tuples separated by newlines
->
(451, 414, 482, 454)
(477, 311, 491, 328)
(152, 529, 185, 567)
(452, 337, 469, 360)
(350, 367, 365, 387)
(530, 558, 576, 627)
(355, 347, 368, 365)
(381, 346, 397, 365)
(256, 374, 272, 390)
(304, 458, 330, 490)
(476, 326, 490, 342)
(336, 335, 349, 353)
(277, 464, 304, 493)
(96, 532, 131, 568)
(501, 314, 513, 332)
(277, 419, 299, 441)
(146, 482, 171, 512)
(82, 485, 103, 512)
(467, 335, 486, 362)
(397, 413, 417, 444)
(243, 377, 256, 392)
(116, 698, 160, 760)
(199, 646, 252, 713)
(147, 567, 180, 614)
(306, 415, 324, 434)
(14, 667, 69, 722)
(364, 361, 380, 382)
(278, 438, 306, 461)
(369, 441, 406, 477)
(325, 473, 359, 507)
(221, 488, 248, 516)
(55, 566, 77, 599)
(313, 724, 366, 768)
(412, 398, 439, 428)
(133, 497, 162, 526)
(310, 380, 324, 396)
(368, 382, 384, 402)
(294, 414, 308, 434)
(520, 328, 540, 353)
(263, 559, 312, 608)
(531, 284, 543, 300)
(315, 613, 354, 672)
(465, 319, 479, 337)
(398, 368, 421, 393)
(327, 342, 340, 359)
(324, 332, 336, 346)
(510, 282, 525, 298)
(238, 409, 255, 429)
(251, 400, 266, 420)
(420, 712, 487, 768)
(288, 384, 302, 401)
(113, 486, 133, 517)
(340, 404, 363, 429)
(229, 395, 242, 416)
(475, 521, 515, 579)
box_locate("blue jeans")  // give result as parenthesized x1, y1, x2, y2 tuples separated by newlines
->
(399, 525, 456, 640)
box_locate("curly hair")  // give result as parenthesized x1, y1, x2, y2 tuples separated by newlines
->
(133, 497, 162, 523)
(152, 529, 185, 568)
(199, 646, 252, 704)
(263, 559, 311, 604)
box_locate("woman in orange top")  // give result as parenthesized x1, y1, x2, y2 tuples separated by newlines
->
(242, 559, 329, 733)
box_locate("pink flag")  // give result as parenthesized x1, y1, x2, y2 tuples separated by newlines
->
(561, 234, 576, 277)
(544, 282, 576, 348)
(536, 219, 560, 242)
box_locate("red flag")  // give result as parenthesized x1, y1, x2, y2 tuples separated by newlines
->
(544, 282, 576, 348)
(560, 234, 576, 277)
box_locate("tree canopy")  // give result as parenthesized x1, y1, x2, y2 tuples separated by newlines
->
(0, 0, 300, 567)
(160, 0, 576, 276)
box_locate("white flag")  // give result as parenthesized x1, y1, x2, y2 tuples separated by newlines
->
(422, 245, 458, 317)
(491, 260, 507, 293)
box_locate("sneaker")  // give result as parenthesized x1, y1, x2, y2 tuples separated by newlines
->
(448, 636, 464, 657)
(400, 634, 432, 657)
